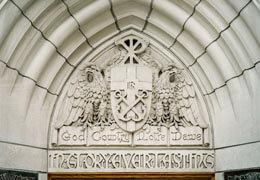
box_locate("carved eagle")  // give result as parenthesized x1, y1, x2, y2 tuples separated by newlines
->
(55, 61, 206, 131)
(55, 64, 108, 130)
(152, 63, 206, 129)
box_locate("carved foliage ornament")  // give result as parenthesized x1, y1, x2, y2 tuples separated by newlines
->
(52, 35, 208, 146)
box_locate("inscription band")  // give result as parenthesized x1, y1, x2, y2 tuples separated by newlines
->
(48, 150, 214, 172)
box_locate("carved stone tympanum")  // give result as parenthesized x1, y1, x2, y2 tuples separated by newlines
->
(49, 33, 213, 172)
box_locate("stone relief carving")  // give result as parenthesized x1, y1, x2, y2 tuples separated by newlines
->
(225, 171, 260, 180)
(54, 64, 109, 130)
(148, 64, 206, 130)
(49, 33, 213, 172)
(111, 65, 152, 132)
(0, 170, 37, 180)
(51, 35, 209, 147)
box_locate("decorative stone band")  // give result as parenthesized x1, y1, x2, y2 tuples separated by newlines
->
(48, 150, 214, 172)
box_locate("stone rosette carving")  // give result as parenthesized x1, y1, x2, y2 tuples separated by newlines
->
(51, 34, 209, 147)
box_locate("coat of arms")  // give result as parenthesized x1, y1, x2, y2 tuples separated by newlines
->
(111, 65, 152, 132)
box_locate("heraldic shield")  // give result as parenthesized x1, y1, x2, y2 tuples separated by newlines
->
(111, 65, 152, 132)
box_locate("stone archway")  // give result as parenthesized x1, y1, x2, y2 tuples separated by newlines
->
(0, 1, 259, 180)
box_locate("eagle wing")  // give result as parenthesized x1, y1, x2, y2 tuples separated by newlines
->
(175, 73, 206, 128)
(55, 64, 107, 129)
(152, 64, 207, 129)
